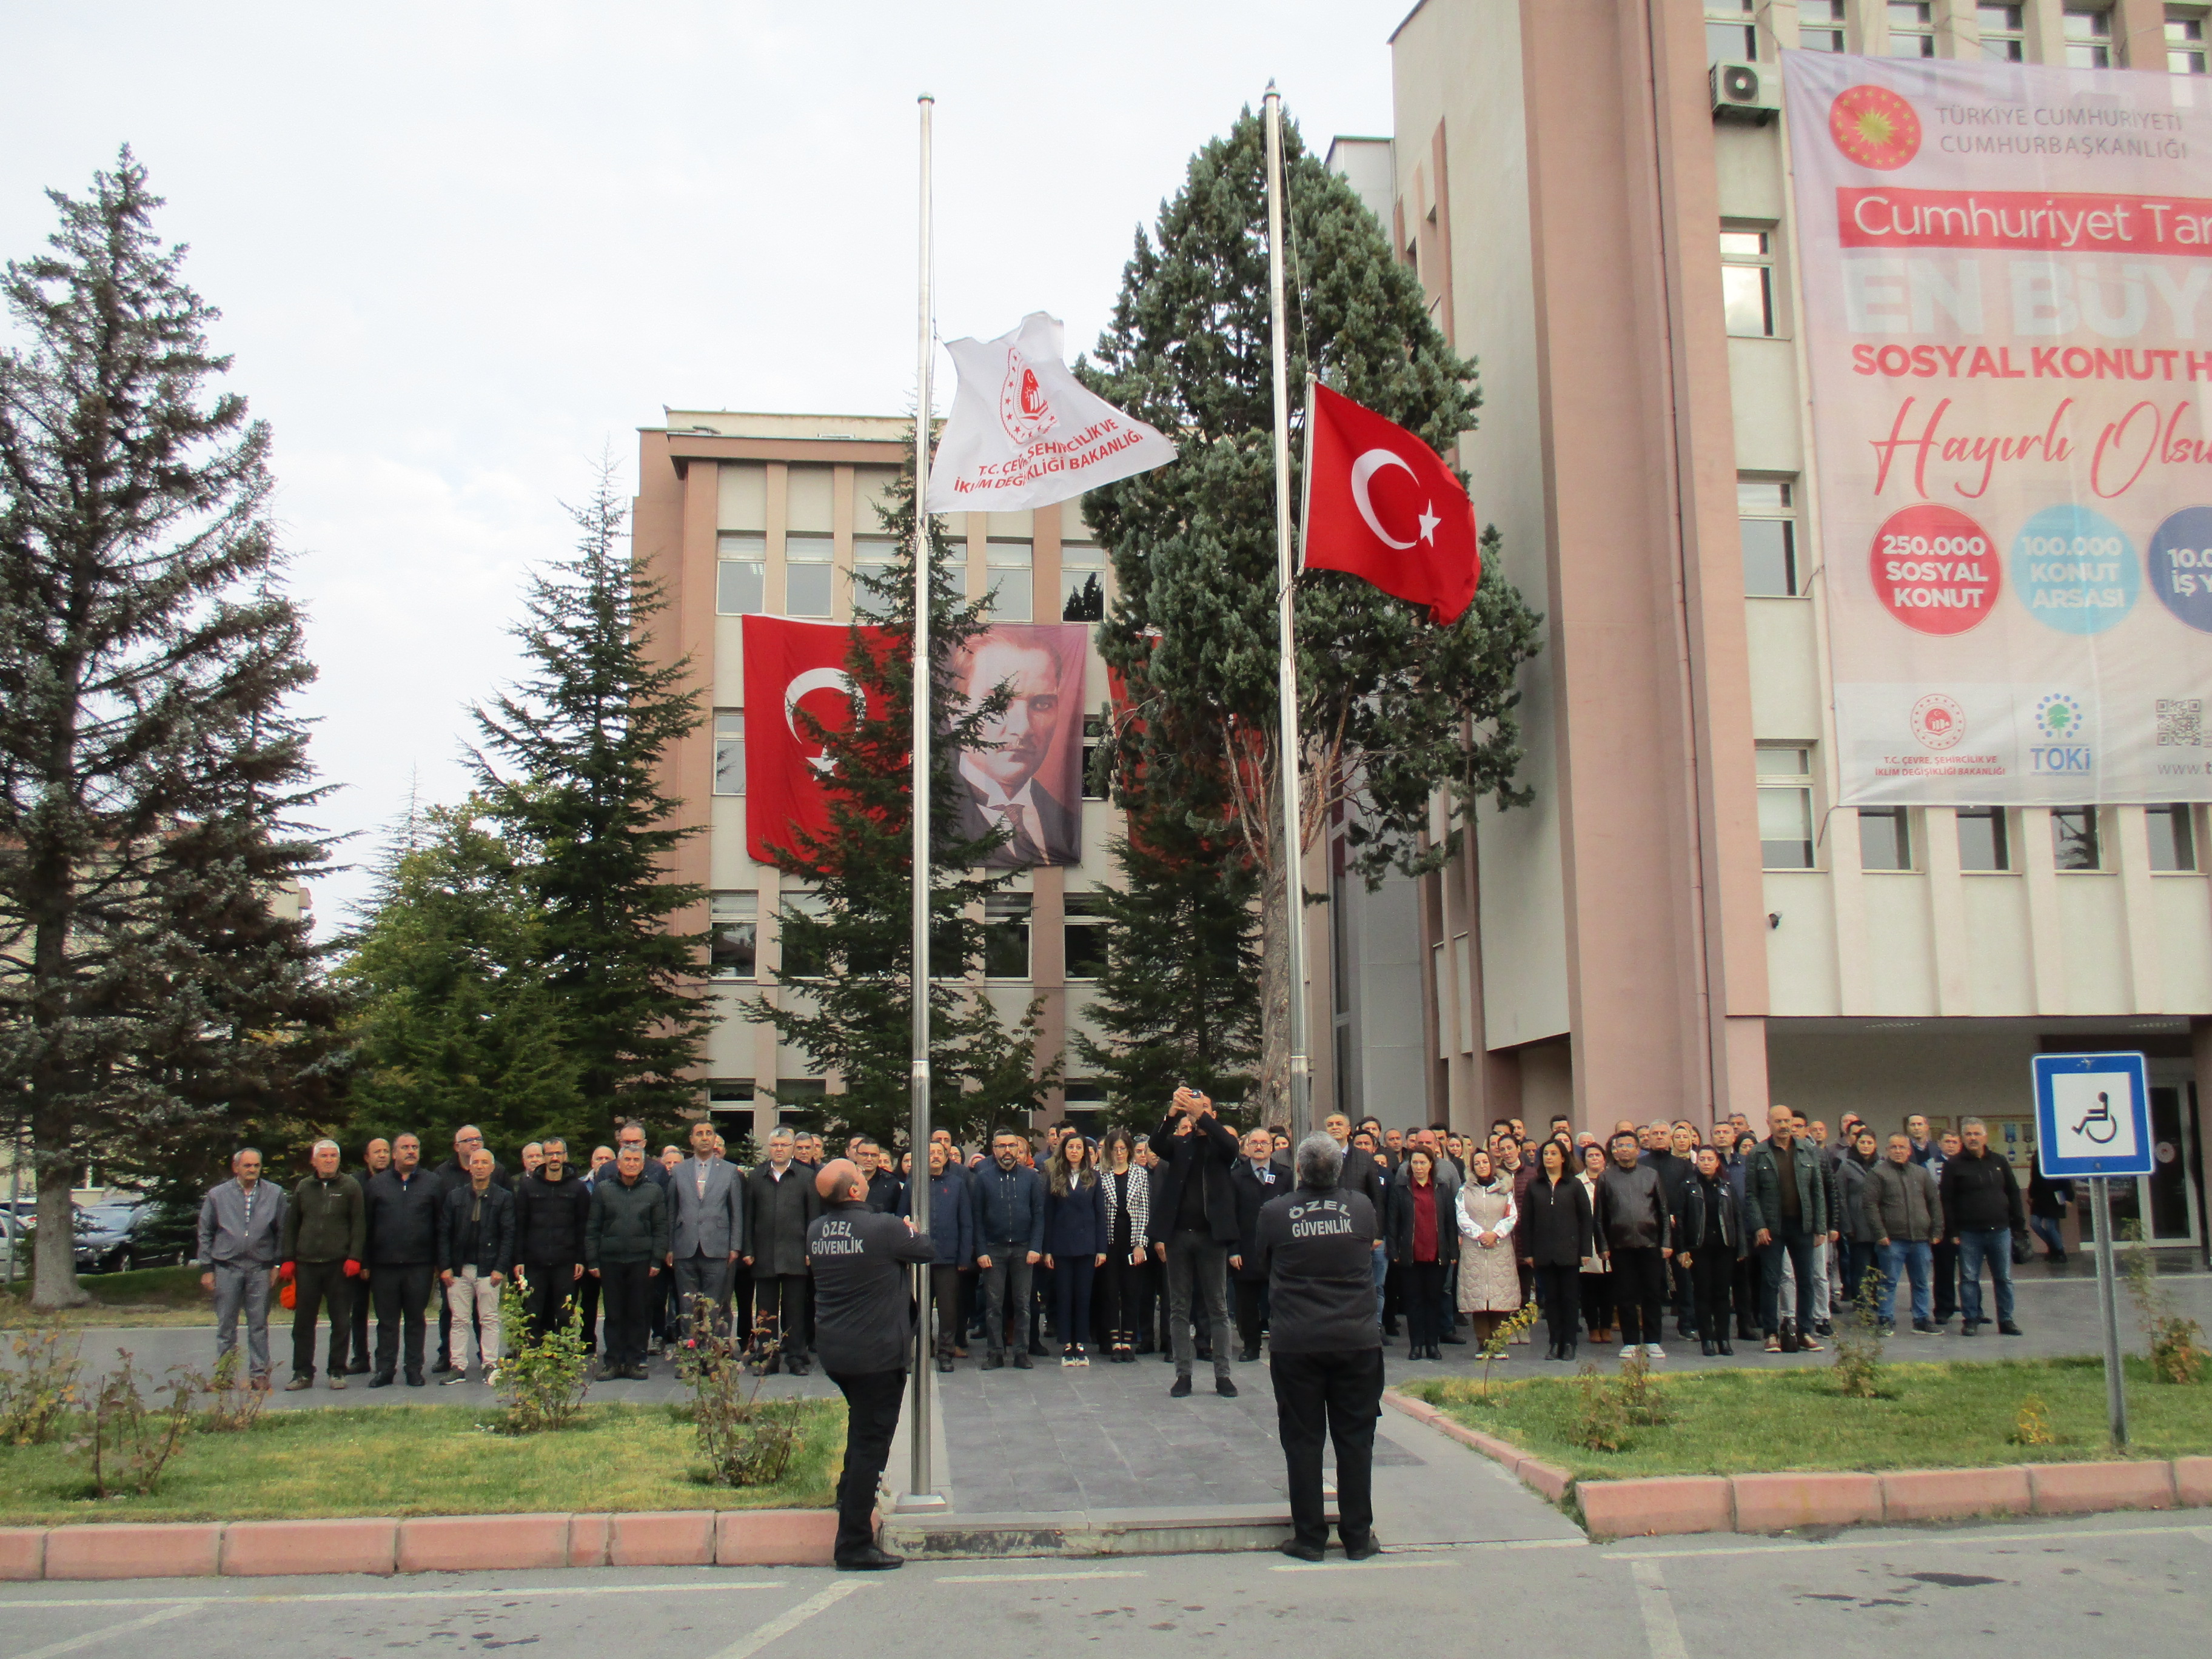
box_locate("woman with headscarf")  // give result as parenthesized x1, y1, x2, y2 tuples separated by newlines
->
(1456, 1149, 1523, 1347)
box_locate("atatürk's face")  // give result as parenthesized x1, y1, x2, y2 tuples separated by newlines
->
(960, 640, 1061, 792)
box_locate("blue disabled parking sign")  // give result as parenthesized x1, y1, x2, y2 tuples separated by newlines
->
(2033, 1052, 2154, 1179)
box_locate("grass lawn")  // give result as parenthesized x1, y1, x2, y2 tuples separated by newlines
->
(1403, 1355, 2212, 1484)
(0, 1265, 214, 1329)
(0, 1401, 842, 1525)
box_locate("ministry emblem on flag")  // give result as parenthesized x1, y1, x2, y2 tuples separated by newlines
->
(998, 347, 1057, 446)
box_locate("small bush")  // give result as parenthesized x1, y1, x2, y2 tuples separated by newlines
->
(1476, 1301, 1540, 1396)
(0, 1325, 82, 1444)
(1617, 1347, 1668, 1426)
(71, 1350, 193, 1498)
(494, 1276, 592, 1435)
(2010, 1394, 2056, 1446)
(1568, 1362, 1631, 1452)
(188, 1349, 266, 1433)
(1831, 1268, 1887, 1398)
(683, 1299, 803, 1487)
(2119, 1222, 2208, 1384)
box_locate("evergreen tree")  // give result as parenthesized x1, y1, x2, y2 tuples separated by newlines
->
(755, 445, 1056, 1149)
(1079, 108, 1544, 1126)
(0, 150, 335, 1305)
(472, 467, 711, 1143)
(335, 800, 586, 1155)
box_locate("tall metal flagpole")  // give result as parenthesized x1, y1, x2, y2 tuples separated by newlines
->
(1264, 85, 1311, 1131)
(904, 91, 945, 1511)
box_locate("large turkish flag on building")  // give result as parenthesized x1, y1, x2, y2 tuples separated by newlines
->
(1302, 383, 1480, 626)
(742, 615, 886, 864)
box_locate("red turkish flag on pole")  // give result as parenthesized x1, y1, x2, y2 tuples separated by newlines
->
(1301, 383, 1480, 625)
(742, 615, 887, 864)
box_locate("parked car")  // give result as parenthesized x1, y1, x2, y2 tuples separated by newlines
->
(72, 1200, 195, 1275)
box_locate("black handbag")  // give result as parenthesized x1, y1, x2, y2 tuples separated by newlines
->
(2009, 1229, 2033, 1265)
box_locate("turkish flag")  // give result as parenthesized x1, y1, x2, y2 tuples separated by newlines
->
(1302, 383, 1480, 625)
(742, 615, 887, 864)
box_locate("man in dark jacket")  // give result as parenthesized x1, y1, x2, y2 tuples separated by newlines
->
(439, 1148, 515, 1384)
(1742, 1105, 1829, 1353)
(1674, 1146, 1739, 1356)
(1653, 1123, 1700, 1339)
(1255, 1133, 1383, 1563)
(1940, 1118, 2025, 1336)
(364, 1133, 441, 1387)
(743, 1128, 820, 1373)
(279, 1138, 365, 1392)
(809, 1159, 937, 1572)
(1150, 1087, 1242, 1398)
(1322, 1113, 1390, 1336)
(971, 1127, 1047, 1370)
(900, 1139, 974, 1374)
(342, 1138, 390, 1375)
(1598, 1131, 1674, 1359)
(1227, 1127, 1289, 1363)
(586, 1144, 669, 1379)
(514, 1138, 592, 1342)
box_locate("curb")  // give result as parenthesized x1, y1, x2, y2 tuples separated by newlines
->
(1381, 1389, 2209, 1540)
(0, 1510, 835, 1580)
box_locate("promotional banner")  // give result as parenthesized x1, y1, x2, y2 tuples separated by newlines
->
(1783, 52, 2212, 805)
(925, 312, 1178, 513)
(744, 615, 1088, 868)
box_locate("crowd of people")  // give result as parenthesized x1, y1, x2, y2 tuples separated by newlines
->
(192, 1098, 2038, 1392)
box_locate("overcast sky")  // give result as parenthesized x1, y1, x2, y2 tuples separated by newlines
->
(1, 1, 1403, 932)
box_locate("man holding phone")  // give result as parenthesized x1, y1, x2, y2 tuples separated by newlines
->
(1149, 1087, 1242, 1398)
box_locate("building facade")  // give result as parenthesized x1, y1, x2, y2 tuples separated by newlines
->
(1362, 0, 2212, 1248)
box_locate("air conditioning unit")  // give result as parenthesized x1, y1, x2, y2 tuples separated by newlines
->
(1711, 60, 1781, 121)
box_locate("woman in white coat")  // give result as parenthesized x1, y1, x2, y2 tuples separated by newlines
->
(1457, 1149, 1522, 1346)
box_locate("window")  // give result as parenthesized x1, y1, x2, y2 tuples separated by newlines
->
(984, 893, 1031, 979)
(2053, 806, 2102, 871)
(772, 1079, 824, 1123)
(2171, 8, 2210, 72)
(780, 891, 827, 978)
(1739, 478, 1800, 597)
(1859, 806, 1912, 871)
(2148, 804, 2199, 871)
(985, 538, 1033, 621)
(1979, 3, 2025, 58)
(1757, 747, 1815, 870)
(1721, 229, 1776, 338)
(1800, 0, 1847, 52)
(1062, 536, 1106, 622)
(2065, 5, 2113, 67)
(710, 893, 757, 980)
(1706, 0, 1756, 61)
(708, 1081, 754, 1124)
(717, 534, 766, 615)
(1887, 1, 1935, 54)
(1082, 712, 1108, 800)
(785, 535, 833, 617)
(940, 535, 970, 602)
(1957, 806, 2011, 871)
(713, 711, 745, 796)
(1064, 892, 1110, 980)
(852, 536, 900, 619)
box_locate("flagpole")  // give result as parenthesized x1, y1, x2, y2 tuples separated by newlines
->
(903, 89, 945, 1513)
(1263, 84, 1310, 1133)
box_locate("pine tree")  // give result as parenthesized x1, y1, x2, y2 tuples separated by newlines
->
(472, 466, 711, 1142)
(755, 444, 1056, 1150)
(0, 150, 335, 1306)
(335, 800, 586, 1155)
(1078, 107, 1544, 1127)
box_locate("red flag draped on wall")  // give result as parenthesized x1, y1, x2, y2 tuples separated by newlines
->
(742, 615, 886, 864)
(1302, 383, 1481, 625)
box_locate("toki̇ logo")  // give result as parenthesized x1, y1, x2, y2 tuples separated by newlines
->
(1829, 84, 1922, 170)
(1910, 692, 1966, 750)
(998, 346, 1057, 446)
(2031, 692, 2093, 773)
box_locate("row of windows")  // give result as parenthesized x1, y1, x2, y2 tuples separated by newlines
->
(707, 890, 1111, 982)
(1757, 748, 2202, 873)
(708, 711, 1110, 800)
(1706, 1, 2207, 70)
(715, 532, 1107, 625)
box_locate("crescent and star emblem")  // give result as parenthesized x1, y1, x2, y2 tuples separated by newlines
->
(785, 666, 861, 775)
(1349, 448, 1440, 550)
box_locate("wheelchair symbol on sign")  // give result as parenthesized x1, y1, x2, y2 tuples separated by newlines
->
(2072, 1091, 2119, 1145)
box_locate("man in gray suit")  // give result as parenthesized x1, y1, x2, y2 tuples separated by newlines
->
(666, 1119, 745, 1342)
(198, 1147, 287, 1387)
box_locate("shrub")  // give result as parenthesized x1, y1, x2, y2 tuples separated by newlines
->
(1567, 1361, 1631, 1452)
(494, 1275, 592, 1434)
(1476, 1301, 1540, 1396)
(2119, 1222, 2208, 1384)
(188, 1349, 266, 1433)
(72, 1350, 194, 1498)
(2010, 1395, 2056, 1447)
(0, 1325, 82, 1444)
(1831, 1267, 1887, 1398)
(1617, 1347, 1668, 1426)
(683, 1298, 803, 1487)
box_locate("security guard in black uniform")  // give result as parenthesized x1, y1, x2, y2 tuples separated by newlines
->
(807, 1158, 937, 1571)
(1254, 1133, 1385, 1562)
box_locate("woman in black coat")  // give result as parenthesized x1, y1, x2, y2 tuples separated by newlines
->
(1521, 1138, 1594, 1361)
(1388, 1150, 1456, 1359)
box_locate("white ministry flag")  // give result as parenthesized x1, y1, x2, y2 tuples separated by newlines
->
(924, 312, 1177, 513)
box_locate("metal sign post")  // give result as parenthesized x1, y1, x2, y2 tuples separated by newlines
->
(2031, 1051, 2154, 1450)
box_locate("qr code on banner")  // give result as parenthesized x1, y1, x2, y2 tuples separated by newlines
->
(2158, 699, 2204, 747)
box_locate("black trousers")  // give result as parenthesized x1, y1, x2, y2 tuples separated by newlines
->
(730, 1263, 754, 1349)
(578, 1267, 602, 1352)
(371, 1261, 435, 1378)
(346, 1272, 371, 1369)
(522, 1261, 580, 1343)
(1690, 1248, 1735, 1339)
(1271, 1347, 1383, 1551)
(1932, 1240, 1960, 1321)
(1535, 1264, 1581, 1349)
(1610, 1246, 1667, 1346)
(1099, 1252, 1142, 1346)
(1233, 1277, 1267, 1355)
(827, 1368, 906, 1561)
(599, 1261, 655, 1367)
(926, 1264, 959, 1359)
(1404, 1259, 1447, 1350)
(757, 1273, 810, 1360)
(1580, 1269, 1611, 1332)
(290, 1259, 352, 1379)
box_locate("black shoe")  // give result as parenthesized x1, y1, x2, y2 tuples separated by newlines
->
(1565, 1341, 1578, 1361)
(1344, 1534, 1381, 1561)
(1814, 1321, 1834, 1338)
(1279, 1541, 1325, 1564)
(1700, 1339, 1716, 1356)
(788, 1358, 812, 1376)
(835, 1544, 905, 1572)
(936, 1355, 954, 1373)
(1999, 1320, 2023, 1336)
(1715, 1340, 1733, 1356)
(1216, 1376, 1239, 1398)
(627, 1363, 651, 1380)
(1028, 1341, 1051, 1358)
(430, 1357, 454, 1375)
(369, 1371, 395, 1388)
(404, 1370, 425, 1387)
(1194, 1344, 1212, 1362)
(1382, 1323, 1400, 1338)
(1239, 1346, 1261, 1362)
(345, 1359, 372, 1375)
(1676, 1321, 1695, 1341)
(981, 1353, 1004, 1370)
(1170, 1375, 1193, 1398)
(2048, 1251, 2068, 1265)
(1438, 1332, 1466, 1345)
(1013, 1353, 1033, 1370)
(1960, 1321, 1983, 1337)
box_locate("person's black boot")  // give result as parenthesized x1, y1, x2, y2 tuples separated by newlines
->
(1716, 1338, 1734, 1356)
(836, 1544, 905, 1572)
(1700, 1338, 1716, 1356)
